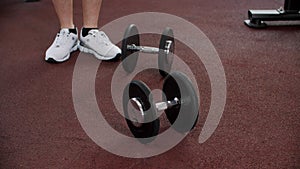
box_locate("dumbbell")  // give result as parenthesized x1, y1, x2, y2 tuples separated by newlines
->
(121, 24, 175, 77)
(122, 72, 199, 144)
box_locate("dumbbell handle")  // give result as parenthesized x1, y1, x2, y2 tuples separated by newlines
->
(127, 40, 173, 54)
(130, 97, 180, 114)
(155, 97, 180, 111)
(127, 44, 159, 54)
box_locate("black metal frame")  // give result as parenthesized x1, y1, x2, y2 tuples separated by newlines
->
(244, 0, 300, 28)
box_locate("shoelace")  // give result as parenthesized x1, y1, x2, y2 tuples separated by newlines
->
(55, 30, 71, 47)
(88, 30, 111, 45)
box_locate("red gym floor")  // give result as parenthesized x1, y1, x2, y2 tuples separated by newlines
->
(0, 0, 299, 168)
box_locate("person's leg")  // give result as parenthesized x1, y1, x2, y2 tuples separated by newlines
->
(82, 0, 102, 28)
(79, 0, 121, 60)
(52, 0, 74, 29)
(45, 0, 78, 63)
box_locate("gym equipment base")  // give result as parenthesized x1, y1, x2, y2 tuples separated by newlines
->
(244, 9, 300, 28)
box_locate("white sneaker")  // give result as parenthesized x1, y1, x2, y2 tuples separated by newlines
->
(45, 28, 79, 63)
(79, 29, 121, 60)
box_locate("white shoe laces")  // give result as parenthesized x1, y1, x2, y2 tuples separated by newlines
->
(87, 30, 111, 46)
(55, 30, 72, 48)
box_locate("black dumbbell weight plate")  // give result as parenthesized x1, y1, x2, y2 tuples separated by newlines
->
(121, 24, 140, 73)
(163, 72, 199, 133)
(158, 27, 174, 77)
(123, 80, 159, 144)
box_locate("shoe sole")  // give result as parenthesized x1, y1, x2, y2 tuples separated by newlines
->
(78, 43, 119, 61)
(45, 42, 79, 63)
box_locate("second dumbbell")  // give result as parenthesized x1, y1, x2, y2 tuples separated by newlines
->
(123, 72, 199, 144)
